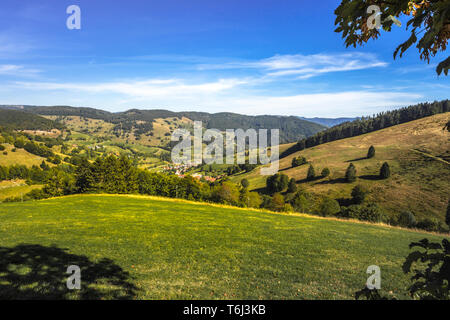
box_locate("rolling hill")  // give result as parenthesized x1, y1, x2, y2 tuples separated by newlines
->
(0, 194, 446, 300)
(1, 105, 326, 145)
(231, 113, 450, 222)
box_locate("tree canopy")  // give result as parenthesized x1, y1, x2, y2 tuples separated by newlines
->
(334, 0, 450, 75)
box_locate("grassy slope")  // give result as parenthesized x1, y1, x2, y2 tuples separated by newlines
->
(0, 143, 46, 167)
(0, 194, 447, 300)
(0, 180, 42, 201)
(232, 113, 450, 221)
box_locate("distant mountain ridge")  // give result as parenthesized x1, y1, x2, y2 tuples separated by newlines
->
(299, 117, 357, 127)
(0, 105, 326, 144)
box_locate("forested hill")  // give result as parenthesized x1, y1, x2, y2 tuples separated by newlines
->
(282, 100, 450, 157)
(1, 105, 326, 144)
(0, 109, 64, 131)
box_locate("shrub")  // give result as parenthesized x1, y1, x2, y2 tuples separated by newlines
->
(319, 197, 340, 217)
(287, 178, 297, 193)
(321, 167, 330, 178)
(307, 165, 316, 181)
(269, 193, 285, 212)
(351, 185, 367, 204)
(367, 146, 375, 158)
(345, 163, 357, 182)
(379, 162, 391, 179)
(416, 218, 440, 232)
(240, 178, 249, 189)
(0, 145, 5, 151)
(292, 156, 307, 167)
(397, 211, 417, 228)
(266, 173, 289, 193)
(446, 199, 450, 228)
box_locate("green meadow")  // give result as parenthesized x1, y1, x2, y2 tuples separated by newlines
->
(0, 194, 446, 300)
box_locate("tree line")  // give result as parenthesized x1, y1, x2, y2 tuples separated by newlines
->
(282, 100, 449, 157)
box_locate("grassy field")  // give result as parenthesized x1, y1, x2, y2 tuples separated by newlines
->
(232, 113, 450, 221)
(0, 180, 42, 202)
(0, 194, 447, 300)
(0, 144, 46, 167)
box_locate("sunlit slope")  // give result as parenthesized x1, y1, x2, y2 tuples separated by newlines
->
(0, 194, 446, 299)
(233, 113, 450, 221)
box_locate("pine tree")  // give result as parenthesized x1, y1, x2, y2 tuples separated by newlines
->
(351, 185, 366, 204)
(287, 178, 297, 193)
(367, 146, 376, 158)
(307, 165, 316, 181)
(379, 162, 391, 179)
(345, 163, 357, 183)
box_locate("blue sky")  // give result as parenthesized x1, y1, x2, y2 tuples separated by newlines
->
(0, 0, 448, 117)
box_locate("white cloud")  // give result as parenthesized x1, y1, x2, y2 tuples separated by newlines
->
(198, 53, 388, 79)
(0, 64, 40, 76)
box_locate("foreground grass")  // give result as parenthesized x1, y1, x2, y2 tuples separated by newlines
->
(0, 194, 447, 300)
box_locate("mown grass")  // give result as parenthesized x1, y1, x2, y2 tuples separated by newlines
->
(0, 194, 447, 300)
(232, 113, 450, 221)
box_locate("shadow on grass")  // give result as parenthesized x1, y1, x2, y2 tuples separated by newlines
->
(0, 244, 138, 300)
(314, 178, 347, 185)
(359, 174, 382, 181)
(345, 157, 368, 163)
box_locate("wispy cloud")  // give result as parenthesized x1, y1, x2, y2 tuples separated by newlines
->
(198, 53, 388, 79)
(14, 78, 247, 97)
(0, 64, 41, 77)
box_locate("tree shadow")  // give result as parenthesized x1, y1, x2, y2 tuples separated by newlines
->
(314, 178, 347, 185)
(359, 174, 382, 181)
(345, 157, 368, 163)
(0, 244, 139, 300)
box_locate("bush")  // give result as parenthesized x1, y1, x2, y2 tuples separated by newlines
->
(351, 185, 367, 204)
(367, 146, 375, 158)
(345, 163, 357, 183)
(266, 173, 289, 193)
(397, 211, 417, 228)
(379, 162, 391, 179)
(319, 197, 340, 217)
(338, 203, 384, 223)
(240, 178, 249, 189)
(287, 178, 297, 193)
(269, 193, 285, 212)
(292, 156, 307, 167)
(307, 165, 316, 181)
(0, 145, 5, 151)
(321, 167, 330, 177)
(416, 218, 440, 232)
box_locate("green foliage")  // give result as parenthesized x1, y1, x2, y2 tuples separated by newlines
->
(351, 184, 367, 204)
(367, 145, 375, 159)
(380, 162, 391, 179)
(306, 164, 316, 181)
(321, 167, 330, 178)
(268, 193, 285, 212)
(397, 211, 417, 228)
(0, 109, 64, 130)
(240, 178, 249, 189)
(266, 173, 289, 193)
(0, 145, 4, 151)
(345, 163, 357, 183)
(287, 178, 297, 193)
(292, 156, 307, 168)
(416, 218, 442, 232)
(334, 0, 450, 75)
(338, 203, 385, 223)
(402, 239, 450, 300)
(319, 197, 341, 217)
